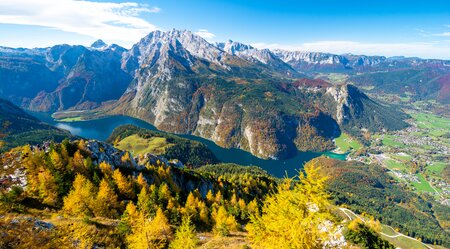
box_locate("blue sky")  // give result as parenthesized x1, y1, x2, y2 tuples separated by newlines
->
(0, 0, 449, 59)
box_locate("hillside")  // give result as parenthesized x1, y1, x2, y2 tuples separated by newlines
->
(107, 124, 219, 167)
(0, 139, 401, 248)
(0, 30, 410, 159)
(0, 42, 131, 112)
(0, 99, 73, 151)
(273, 50, 450, 114)
(347, 68, 450, 113)
(316, 157, 450, 246)
(102, 31, 408, 159)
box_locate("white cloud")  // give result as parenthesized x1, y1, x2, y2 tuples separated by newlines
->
(252, 40, 450, 59)
(195, 29, 216, 40)
(0, 0, 160, 47)
(433, 32, 450, 37)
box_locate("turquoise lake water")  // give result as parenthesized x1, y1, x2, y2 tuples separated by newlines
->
(31, 113, 346, 177)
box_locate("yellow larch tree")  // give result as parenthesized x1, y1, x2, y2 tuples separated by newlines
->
(137, 186, 156, 216)
(126, 208, 172, 249)
(246, 198, 259, 217)
(113, 169, 135, 199)
(72, 150, 85, 173)
(119, 202, 140, 234)
(212, 205, 239, 237)
(206, 189, 214, 205)
(136, 172, 148, 189)
(247, 159, 335, 249)
(94, 178, 120, 218)
(99, 161, 113, 176)
(49, 149, 66, 171)
(158, 183, 171, 204)
(62, 174, 96, 217)
(121, 151, 133, 168)
(197, 200, 210, 226)
(169, 216, 199, 249)
(37, 167, 59, 206)
(214, 190, 223, 205)
(183, 192, 198, 219)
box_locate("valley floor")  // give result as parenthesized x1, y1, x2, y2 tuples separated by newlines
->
(347, 110, 450, 205)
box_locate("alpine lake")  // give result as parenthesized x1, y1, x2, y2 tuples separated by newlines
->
(31, 113, 347, 178)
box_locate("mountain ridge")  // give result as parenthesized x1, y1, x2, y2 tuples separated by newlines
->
(0, 29, 413, 158)
(0, 98, 73, 151)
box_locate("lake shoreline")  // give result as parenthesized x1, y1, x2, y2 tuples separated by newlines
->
(29, 111, 348, 177)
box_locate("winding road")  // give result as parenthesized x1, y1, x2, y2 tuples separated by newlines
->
(339, 207, 434, 249)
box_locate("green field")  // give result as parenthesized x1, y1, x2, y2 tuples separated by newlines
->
(380, 225, 398, 236)
(399, 96, 411, 102)
(115, 134, 173, 156)
(411, 112, 450, 137)
(427, 162, 448, 174)
(384, 159, 407, 171)
(382, 235, 429, 249)
(359, 85, 375, 91)
(381, 135, 405, 148)
(391, 153, 412, 161)
(411, 174, 435, 193)
(334, 133, 362, 153)
(58, 116, 82, 122)
(337, 208, 433, 249)
(316, 73, 349, 83)
(380, 224, 432, 249)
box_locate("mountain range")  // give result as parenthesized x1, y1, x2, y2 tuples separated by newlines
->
(2, 29, 447, 158)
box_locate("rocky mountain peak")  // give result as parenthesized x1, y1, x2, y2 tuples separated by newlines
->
(216, 39, 287, 66)
(130, 29, 225, 66)
(91, 39, 107, 48)
(217, 40, 255, 54)
(273, 50, 349, 65)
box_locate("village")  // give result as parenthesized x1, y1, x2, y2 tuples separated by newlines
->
(343, 111, 450, 206)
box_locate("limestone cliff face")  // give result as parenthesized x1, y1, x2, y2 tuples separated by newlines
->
(326, 85, 350, 125)
(99, 30, 407, 159)
(0, 30, 408, 160)
(323, 84, 408, 132)
(111, 80, 343, 159)
(112, 79, 404, 160)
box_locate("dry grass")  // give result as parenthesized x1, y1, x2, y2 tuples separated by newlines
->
(115, 134, 173, 156)
(198, 231, 249, 249)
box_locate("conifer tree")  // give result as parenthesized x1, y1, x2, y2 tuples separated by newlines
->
(72, 150, 85, 173)
(247, 198, 259, 217)
(212, 205, 238, 237)
(94, 179, 120, 218)
(247, 160, 334, 249)
(136, 172, 148, 189)
(126, 208, 172, 249)
(215, 190, 223, 205)
(206, 189, 214, 204)
(99, 161, 113, 176)
(118, 202, 140, 234)
(158, 183, 171, 206)
(23, 150, 46, 195)
(137, 186, 156, 216)
(62, 174, 96, 217)
(50, 149, 66, 171)
(183, 192, 198, 219)
(198, 200, 210, 226)
(121, 151, 133, 168)
(113, 169, 135, 199)
(238, 199, 248, 220)
(169, 216, 199, 249)
(37, 168, 59, 206)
